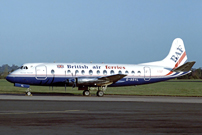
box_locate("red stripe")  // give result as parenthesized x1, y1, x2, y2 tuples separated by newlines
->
(166, 51, 186, 76)
(174, 51, 186, 69)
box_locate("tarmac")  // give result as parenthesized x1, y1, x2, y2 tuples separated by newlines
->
(0, 94, 202, 135)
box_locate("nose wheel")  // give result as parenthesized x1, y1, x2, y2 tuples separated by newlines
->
(26, 88, 32, 96)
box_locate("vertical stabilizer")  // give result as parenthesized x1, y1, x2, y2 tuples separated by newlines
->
(162, 38, 187, 68)
(140, 38, 187, 69)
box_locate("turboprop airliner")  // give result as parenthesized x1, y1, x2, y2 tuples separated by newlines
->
(6, 38, 195, 97)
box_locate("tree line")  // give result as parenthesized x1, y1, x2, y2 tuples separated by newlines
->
(0, 64, 202, 79)
(177, 68, 202, 79)
(0, 64, 19, 79)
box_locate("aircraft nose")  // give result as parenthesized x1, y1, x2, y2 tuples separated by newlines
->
(6, 75, 15, 83)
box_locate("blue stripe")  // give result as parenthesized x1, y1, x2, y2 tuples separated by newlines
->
(11, 76, 174, 87)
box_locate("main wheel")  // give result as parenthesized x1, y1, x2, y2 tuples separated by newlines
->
(83, 90, 90, 96)
(96, 90, 104, 97)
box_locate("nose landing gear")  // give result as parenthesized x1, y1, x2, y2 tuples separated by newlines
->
(26, 88, 32, 96)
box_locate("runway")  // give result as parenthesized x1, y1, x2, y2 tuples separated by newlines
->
(0, 95, 202, 135)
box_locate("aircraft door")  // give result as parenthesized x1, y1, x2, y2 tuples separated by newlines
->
(144, 67, 151, 81)
(35, 65, 47, 80)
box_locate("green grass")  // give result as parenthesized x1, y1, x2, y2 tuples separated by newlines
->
(1, 79, 202, 96)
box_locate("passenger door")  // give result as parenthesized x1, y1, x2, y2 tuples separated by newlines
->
(144, 67, 151, 81)
(35, 65, 47, 80)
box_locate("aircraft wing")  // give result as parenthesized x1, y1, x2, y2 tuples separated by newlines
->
(172, 61, 196, 72)
(75, 74, 127, 87)
(98, 74, 127, 83)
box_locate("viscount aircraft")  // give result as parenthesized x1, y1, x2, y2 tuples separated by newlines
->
(6, 38, 195, 97)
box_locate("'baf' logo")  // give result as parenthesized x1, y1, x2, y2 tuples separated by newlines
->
(170, 45, 183, 62)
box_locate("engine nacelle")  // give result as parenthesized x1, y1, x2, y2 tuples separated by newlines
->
(14, 83, 30, 88)
(77, 77, 109, 87)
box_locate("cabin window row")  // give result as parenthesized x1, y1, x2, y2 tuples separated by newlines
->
(65, 70, 141, 75)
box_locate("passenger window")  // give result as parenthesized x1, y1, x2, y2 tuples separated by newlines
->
(81, 70, 85, 75)
(51, 69, 55, 74)
(103, 70, 107, 75)
(131, 71, 135, 74)
(89, 70, 93, 75)
(118, 70, 122, 74)
(67, 70, 71, 74)
(110, 70, 114, 75)
(125, 71, 129, 74)
(97, 70, 100, 75)
(137, 71, 141, 75)
(75, 70, 79, 74)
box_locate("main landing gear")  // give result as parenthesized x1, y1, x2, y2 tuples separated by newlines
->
(83, 90, 90, 96)
(81, 85, 107, 97)
(96, 90, 104, 97)
(82, 90, 104, 97)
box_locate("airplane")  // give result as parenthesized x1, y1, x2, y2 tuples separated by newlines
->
(6, 38, 195, 97)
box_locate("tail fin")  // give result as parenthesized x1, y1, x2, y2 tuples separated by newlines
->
(162, 38, 187, 68)
(141, 38, 187, 68)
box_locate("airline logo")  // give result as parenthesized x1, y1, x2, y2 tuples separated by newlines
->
(170, 45, 184, 63)
(67, 65, 88, 69)
(105, 65, 126, 69)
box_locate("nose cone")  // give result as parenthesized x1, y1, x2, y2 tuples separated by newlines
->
(6, 74, 15, 83)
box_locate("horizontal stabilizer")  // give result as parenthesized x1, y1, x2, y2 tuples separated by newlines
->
(172, 61, 196, 72)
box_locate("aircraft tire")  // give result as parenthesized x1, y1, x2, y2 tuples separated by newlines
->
(26, 91, 32, 96)
(83, 90, 90, 96)
(96, 90, 104, 97)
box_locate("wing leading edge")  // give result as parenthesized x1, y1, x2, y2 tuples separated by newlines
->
(98, 74, 127, 85)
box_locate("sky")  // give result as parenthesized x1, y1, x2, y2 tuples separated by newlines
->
(0, 0, 202, 68)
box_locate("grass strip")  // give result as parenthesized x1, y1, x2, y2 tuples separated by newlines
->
(1, 79, 202, 96)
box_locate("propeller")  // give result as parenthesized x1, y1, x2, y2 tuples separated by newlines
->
(64, 71, 77, 91)
(71, 78, 76, 88)
(64, 79, 68, 92)
(71, 72, 77, 89)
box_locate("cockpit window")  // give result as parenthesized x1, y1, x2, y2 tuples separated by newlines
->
(21, 66, 28, 69)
